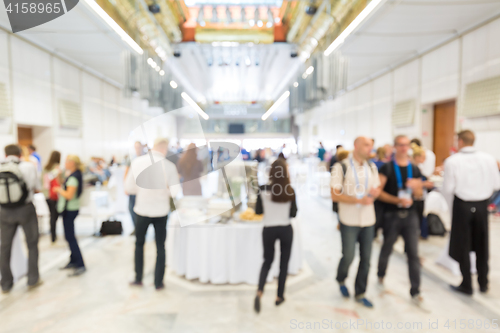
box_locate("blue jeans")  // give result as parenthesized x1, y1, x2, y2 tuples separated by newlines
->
(62, 210, 85, 268)
(336, 223, 374, 297)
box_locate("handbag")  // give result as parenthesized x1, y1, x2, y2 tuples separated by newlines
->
(100, 219, 123, 236)
(427, 213, 446, 236)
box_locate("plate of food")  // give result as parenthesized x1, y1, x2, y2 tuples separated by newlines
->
(238, 208, 263, 223)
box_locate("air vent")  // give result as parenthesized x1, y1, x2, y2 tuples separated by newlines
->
(392, 100, 415, 127)
(462, 76, 500, 118)
(0, 83, 11, 118)
(58, 99, 82, 128)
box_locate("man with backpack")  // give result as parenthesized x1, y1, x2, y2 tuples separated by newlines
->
(330, 137, 381, 308)
(0, 144, 41, 293)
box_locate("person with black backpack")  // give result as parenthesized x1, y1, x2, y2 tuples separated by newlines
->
(330, 137, 381, 308)
(0, 144, 42, 293)
(54, 155, 86, 277)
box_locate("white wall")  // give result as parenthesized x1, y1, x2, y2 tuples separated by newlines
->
(298, 16, 500, 160)
(0, 29, 175, 164)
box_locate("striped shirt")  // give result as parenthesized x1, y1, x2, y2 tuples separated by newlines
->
(330, 155, 380, 227)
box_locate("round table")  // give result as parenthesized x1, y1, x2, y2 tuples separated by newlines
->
(167, 212, 303, 285)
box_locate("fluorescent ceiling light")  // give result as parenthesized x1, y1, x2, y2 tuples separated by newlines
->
(293, 82, 299, 87)
(84, 0, 143, 55)
(181, 92, 209, 120)
(159, 70, 165, 76)
(261, 91, 290, 121)
(212, 42, 239, 47)
(324, 0, 384, 56)
(170, 80, 178, 89)
(302, 66, 314, 79)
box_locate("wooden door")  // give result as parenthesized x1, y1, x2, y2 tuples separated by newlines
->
(17, 127, 33, 148)
(433, 101, 456, 167)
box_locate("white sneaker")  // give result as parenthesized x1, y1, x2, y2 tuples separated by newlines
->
(411, 295, 431, 313)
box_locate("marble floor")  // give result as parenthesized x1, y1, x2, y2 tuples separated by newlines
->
(1, 192, 500, 333)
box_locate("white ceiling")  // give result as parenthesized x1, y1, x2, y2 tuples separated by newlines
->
(2, 0, 500, 104)
(0, 2, 130, 85)
(168, 42, 301, 103)
(185, 0, 282, 6)
(341, 0, 500, 87)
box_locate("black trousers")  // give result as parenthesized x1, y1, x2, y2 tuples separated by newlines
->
(0, 203, 39, 290)
(46, 199, 59, 242)
(414, 200, 426, 238)
(134, 214, 167, 288)
(377, 210, 421, 296)
(374, 200, 385, 238)
(451, 197, 489, 292)
(257, 225, 293, 299)
(62, 210, 85, 268)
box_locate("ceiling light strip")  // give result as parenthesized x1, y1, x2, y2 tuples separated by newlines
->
(324, 0, 385, 56)
(181, 92, 210, 120)
(84, 0, 144, 55)
(261, 91, 290, 121)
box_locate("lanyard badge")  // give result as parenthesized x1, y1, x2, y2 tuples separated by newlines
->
(350, 158, 369, 200)
(393, 160, 412, 208)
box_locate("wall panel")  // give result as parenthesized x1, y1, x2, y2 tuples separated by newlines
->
(11, 38, 52, 127)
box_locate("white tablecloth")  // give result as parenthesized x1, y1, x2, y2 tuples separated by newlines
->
(167, 212, 303, 285)
(107, 165, 128, 214)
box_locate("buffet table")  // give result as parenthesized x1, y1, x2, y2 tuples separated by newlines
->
(167, 212, 303, 285)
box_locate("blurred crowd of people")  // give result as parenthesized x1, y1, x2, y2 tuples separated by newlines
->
(326, 130, 500, 311)
(2, 132, 500, 316)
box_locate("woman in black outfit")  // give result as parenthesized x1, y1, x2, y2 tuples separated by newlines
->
(43, 151, 62, 242)
(254, 158, 298, 313)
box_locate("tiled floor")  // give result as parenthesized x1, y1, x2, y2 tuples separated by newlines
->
(1, 190, 499, 333)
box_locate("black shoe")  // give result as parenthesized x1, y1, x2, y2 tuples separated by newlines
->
(28, 279, 44, 291)
(68, 267, 86, 277)
(450, 284, 473, 296)
(129, 281, 143, 287)
(155, 284, 165, 291)
(275, 297, 285, 306)
(60, 263, 78, 270)
(480, 286, 488, 293)
(254, 295, 261, 314)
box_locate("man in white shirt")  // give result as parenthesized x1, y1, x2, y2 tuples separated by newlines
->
(331, 137, 381, 308)
(443, 130, 500, 295)
(0, 144, 42, 293)
(410, 138, 436, 178)
(125, 138, 181, 290)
